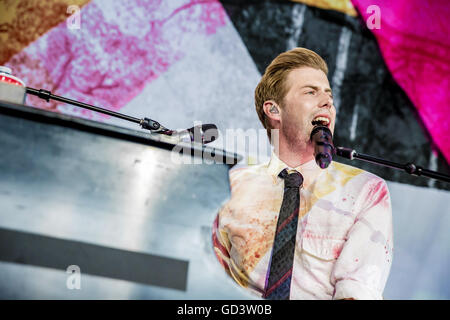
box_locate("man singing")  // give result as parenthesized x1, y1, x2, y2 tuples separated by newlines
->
(213, 47, 393, 300)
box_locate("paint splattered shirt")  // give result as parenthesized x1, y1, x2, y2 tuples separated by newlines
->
(213, 152, 393, 300)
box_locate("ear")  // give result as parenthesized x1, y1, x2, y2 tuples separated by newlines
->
(263, 101, 281, 124)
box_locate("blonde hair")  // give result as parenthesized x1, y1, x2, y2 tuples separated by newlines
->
(254, 47, 328, 140)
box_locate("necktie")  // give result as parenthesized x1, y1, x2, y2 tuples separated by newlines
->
(263, 169, 303, 300)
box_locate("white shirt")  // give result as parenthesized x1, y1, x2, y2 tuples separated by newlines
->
(213, 152, 393, 300)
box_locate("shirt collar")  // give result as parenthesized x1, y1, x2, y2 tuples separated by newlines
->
(266, 152, 323, 187)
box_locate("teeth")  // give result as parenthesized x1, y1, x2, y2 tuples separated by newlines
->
(312, 116, 330, 125)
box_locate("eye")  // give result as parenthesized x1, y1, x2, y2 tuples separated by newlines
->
(306, 91, 315, 95)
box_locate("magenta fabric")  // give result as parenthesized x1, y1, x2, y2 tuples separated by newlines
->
(351, 0, 450, 163)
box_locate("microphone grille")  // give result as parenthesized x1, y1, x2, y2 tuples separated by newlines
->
(202, 124, 218, 143)
(186, 124, 219, 144)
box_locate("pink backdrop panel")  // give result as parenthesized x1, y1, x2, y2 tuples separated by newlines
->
(351, 0, 450, 163)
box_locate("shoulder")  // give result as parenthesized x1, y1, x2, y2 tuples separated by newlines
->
(229, 161, 268, 181)
(329, 161, 391, 210)
(227, 161, 270, 192)
(329, 161, 386, 185)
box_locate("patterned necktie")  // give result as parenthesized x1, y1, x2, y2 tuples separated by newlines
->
(264, 169, 303, 300)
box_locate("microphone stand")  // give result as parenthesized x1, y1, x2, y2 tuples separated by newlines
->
(335, 147, 450, 183)
(25, 87, 172, 134)
(311, 125, 449, 183)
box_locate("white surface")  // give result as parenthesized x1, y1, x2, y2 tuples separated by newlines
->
(384, 180, 450, 299)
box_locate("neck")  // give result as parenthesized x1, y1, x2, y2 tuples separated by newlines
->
(274, 136, 314, 168)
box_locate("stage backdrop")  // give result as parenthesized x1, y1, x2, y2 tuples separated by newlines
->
(1, 0, 449, 299)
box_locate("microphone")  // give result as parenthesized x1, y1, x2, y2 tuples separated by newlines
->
(159, 124, 218, 144)
(310, 125, 336, 169)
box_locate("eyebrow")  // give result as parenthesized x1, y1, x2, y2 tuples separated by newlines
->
(300, 85, 333, 94)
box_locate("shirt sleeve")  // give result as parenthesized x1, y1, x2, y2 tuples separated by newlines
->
(212, 204, 250, 288)
(212, 168, 238, 277)
(212, 209, 232, 276)
(331, 178, 394, 300)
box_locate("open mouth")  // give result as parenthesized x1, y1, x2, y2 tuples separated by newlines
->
(311, 116, 330, 127)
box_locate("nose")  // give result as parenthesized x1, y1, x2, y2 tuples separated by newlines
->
(319, 91, 333, 109)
